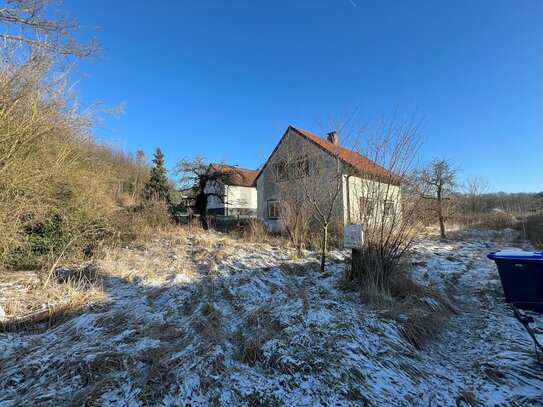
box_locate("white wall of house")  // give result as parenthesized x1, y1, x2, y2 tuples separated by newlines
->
(205, 180, 225, 211)
(206, 180, 257, 215)
(224, 185, 257, 213)
(342, 175, 402, 226)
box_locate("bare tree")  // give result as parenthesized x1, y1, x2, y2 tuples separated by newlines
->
(337, 113, 428, 297)
(0, 0, 100, 58)
(175, 157, 241, 230)
(463, 175, 491, 213)
(302, 152, 343, 272)
(418, 157, 459, 239)
(276, 183, 314, 256)
(268, 130, 343, 271)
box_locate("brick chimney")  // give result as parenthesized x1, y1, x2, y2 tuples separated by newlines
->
(327, 131, 339, 145)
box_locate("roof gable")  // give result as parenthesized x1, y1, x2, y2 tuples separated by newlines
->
(208, 163, 259, 187)
(254, 126, 401, 185)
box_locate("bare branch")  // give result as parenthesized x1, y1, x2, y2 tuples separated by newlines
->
(0, 0, 101, 58)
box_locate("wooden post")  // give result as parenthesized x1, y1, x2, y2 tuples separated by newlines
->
(344, 224, 364, 281)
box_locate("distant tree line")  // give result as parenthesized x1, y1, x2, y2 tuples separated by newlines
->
(457, 191, 543, 215)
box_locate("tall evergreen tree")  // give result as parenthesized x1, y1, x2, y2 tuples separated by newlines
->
(144, 148, 170, 202)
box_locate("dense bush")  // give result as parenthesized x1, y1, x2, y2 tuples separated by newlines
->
(0, 55, 159, 271)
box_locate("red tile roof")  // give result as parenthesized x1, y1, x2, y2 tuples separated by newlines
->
(290, 126, 402, 184)
(209, 163, 259, 187)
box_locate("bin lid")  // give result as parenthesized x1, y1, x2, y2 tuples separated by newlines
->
(487, 251, 543, 260)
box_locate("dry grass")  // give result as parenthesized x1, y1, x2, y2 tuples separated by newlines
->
(387, 299, 448, 349)
(454, 210, 518, 230)
(0, 54, 156, 272)
(234, 304, 284, 364)
(99, 228, 195, 284)
(0, 262, 106, 332)
(347, 244, 456, 349)
(236, 219, 273, 243)
(192, 302, 224, 346)
(525, 214, 543, 250)
(456, 389, 479, 406)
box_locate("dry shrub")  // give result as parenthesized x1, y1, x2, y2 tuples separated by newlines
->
(0, 54, 155, 271)
(349, 242, 407, 298)
(237, 219, 271, 243)
(350, 243, 455, 348)
(302, 220, 344, 253)
(455, 210, 517, 230)
(116, 201, 173, 244)
(116, 193, 141, 208)
(525, 214, 543, 250)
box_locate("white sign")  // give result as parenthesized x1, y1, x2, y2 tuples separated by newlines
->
(344, 224, 364, 249)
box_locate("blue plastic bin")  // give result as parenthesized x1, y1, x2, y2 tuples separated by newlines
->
(487, 251, 543, 314)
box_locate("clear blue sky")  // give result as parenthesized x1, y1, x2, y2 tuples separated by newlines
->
(67, 0, 542, 192)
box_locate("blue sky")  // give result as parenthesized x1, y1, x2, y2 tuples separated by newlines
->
(67, 1, 542, 192)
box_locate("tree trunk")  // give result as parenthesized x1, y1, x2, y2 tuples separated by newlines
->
(437, 185, 446, 239)
(201, 215, 209, 230)
(350, 248, 363, 281)
(438, 216, 446, 239)
(321, 224, 328, 273)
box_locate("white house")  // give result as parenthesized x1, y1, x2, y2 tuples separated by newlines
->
(205, 163, 259, 217)
(255, 126, 402, 232)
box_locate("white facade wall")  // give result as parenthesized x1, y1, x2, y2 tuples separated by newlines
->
(342, 175, 402, 225)
(205, 180, 225, 211)
(224, 185, 257, 212)
(206, 180, 257, 215)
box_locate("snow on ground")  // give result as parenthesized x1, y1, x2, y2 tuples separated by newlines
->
(1, 229, 542, 406)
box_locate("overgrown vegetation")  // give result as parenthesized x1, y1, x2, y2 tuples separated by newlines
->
(0, 54, 167, 271)
(454, 191, 542, 236)
(0, 2, 178, 272)
(525, 214, 543, 249)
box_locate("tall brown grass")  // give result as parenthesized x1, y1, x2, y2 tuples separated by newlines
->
(0, 54, 154, 271)
(525, 214, 543, 250)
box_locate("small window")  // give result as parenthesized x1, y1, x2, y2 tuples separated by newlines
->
(384, 201, 395, 217)
(294, 158, 309, 178)
(275, 162, 288, 181)
(267, 200, 280, 219)
(360, 197, 374, 217)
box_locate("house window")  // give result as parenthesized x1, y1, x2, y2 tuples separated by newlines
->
(360, 197, 374, 217)
(293, 158, 309, 178)
(384, 201, 395, 217)
(267, 200, 280, 219)
(275, 162, 288, 181)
